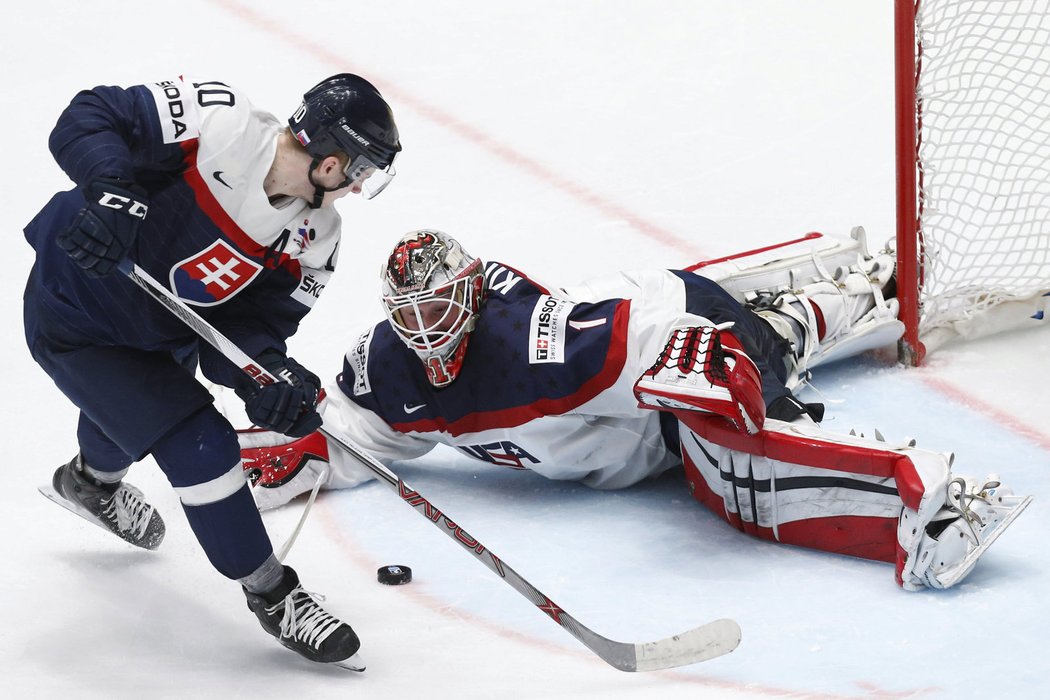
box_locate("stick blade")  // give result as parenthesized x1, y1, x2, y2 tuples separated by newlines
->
(633, 618, 742, 672)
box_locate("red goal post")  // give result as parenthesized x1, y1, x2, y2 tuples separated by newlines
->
(894, 0, 1050, 365)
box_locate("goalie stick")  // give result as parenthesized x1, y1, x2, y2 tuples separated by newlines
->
(118, 258, 742, 671)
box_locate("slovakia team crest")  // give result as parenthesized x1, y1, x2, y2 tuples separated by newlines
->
(170, 240, 263, 306)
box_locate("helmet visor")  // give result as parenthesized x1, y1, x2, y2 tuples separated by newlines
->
(344, 152, 396, 199)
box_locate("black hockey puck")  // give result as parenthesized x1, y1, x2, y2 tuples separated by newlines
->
(377, 564, 412, 585)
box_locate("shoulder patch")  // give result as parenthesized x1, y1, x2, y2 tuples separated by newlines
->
(145, 79, 201, 144)
(347, 327, 374, 396)
(528, 295, 574, 364)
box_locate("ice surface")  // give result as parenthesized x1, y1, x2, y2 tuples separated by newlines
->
(3, 2, 1047, 698)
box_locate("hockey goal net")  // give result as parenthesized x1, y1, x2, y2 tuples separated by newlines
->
(895, 0, 1050, 364)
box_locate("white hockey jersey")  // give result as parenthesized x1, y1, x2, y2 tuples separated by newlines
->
(303, 261, 793, 492)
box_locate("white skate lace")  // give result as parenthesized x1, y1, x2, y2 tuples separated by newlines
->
(271, 587, 342, 649)
(102, 484, 155, 538)
(944, 477, 1000, 541)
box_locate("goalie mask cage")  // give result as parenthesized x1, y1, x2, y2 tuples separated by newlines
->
(895, 0, 1050, 365)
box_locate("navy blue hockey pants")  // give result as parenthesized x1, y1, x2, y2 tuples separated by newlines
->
(24, 282, 272, 580)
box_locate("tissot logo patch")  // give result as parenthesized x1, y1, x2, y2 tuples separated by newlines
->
(170, 240, 262, 306)
(348, 328, 374, 396)
(528, 295, 573, 364)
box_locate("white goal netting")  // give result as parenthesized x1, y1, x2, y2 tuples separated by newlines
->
(915, 0, 1050, 337)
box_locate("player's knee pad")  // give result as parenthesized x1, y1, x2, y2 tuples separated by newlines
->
(152, 406, 243, 506)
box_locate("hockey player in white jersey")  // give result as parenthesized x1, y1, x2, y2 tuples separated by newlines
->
(240, 229, 1030, 591)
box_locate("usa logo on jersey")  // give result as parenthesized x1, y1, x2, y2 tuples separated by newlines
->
(170, 240, 263, 306)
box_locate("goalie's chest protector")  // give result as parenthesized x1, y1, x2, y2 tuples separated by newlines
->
(344, 261, 631, 438)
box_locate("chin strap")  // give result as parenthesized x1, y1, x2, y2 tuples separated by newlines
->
(306, 156, 352, 209)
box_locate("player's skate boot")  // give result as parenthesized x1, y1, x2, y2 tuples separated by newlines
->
(46, 454, 165, 550)
(900, 474, 1032, 589)
(244, 565, 365, 671)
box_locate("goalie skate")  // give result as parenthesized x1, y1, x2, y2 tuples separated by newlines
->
(905, 476, 1033, 589)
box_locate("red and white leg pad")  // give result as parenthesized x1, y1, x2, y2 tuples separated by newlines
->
(676, 411, 1030, 589)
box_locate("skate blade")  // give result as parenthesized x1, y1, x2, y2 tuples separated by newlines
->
(936, 494, 1034, 588)
(39, 483, 114, 535)
(38, 483, 162, 550)
(332, 651, 366, 672)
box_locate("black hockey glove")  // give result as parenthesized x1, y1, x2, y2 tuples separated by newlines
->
(57, 176, 149, 278)
(236, 352, 323, 438)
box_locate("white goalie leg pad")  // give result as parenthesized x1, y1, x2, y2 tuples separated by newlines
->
(749, 251, 902, 386)
(690, 227, 874, 302)
(689, 225, 903, 384)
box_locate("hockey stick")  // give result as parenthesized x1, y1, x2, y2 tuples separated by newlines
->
(119, 259, 742, 671)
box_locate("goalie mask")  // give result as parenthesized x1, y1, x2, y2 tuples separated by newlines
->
(381, 230, 486, 387)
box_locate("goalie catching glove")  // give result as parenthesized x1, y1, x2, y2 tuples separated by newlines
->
(634, 324, 765, 434)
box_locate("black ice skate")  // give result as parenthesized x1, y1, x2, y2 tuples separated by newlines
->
(40, 454, 165, 550)
(244, 565, 365, 671)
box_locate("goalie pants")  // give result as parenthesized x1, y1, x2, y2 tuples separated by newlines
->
(24, 282, 272, 579)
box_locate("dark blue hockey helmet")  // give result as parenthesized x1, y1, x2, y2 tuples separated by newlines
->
(289, 73, 401, 202)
